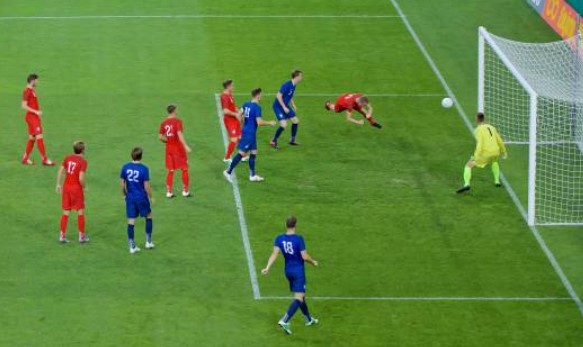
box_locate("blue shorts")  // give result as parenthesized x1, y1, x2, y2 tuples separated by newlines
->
(273, 104, 296, 121)
(126, 198, 151, 219)
(285, 270, 306, 293)
(238, 135, 257, 152)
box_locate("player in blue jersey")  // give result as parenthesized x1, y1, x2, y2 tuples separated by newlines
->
(120, 147, 154, 254)
(269, 70, 303, 149)
(261, 216, 319, 335)
(223, 88, 276, 183)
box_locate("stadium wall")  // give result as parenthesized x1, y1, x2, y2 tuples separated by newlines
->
(526, 0, 583, 39)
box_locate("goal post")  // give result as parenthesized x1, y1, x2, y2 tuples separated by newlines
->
(478, 26, 583, 226)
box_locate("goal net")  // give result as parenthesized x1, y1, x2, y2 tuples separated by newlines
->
(478, 27, 583, 226)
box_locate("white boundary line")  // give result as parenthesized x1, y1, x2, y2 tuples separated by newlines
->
(388, 0, 583, 316)
(0, 14, 402, 21)
(261, 296, 572, 302)
(231, 92, 443, 97)
(214, 93, 261, 300)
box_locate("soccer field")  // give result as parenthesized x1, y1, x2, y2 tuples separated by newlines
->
(1, 0, 582, 345)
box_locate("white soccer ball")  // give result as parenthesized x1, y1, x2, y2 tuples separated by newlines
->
(441, 97, 454, 108)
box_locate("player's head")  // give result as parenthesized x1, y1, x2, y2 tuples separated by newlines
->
(27, 73, 39, 86)
(356, 96, 369, 106)
(286, 215, 297, 231)
(131, 147, 143, 162)
(476, 112, 485, 123)
(251, 88, 262, 101)
(73, 141, 85, 155)
(291, 69, 303, 83)
(167, 104, 177, 115)
(223, 79, 234, 92)
(324, 101, 333, 111)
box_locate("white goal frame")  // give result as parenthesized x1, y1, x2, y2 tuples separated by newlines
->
(478, 26, 583, 226)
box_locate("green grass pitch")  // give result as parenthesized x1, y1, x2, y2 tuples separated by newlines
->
(0, 0, 582, 345)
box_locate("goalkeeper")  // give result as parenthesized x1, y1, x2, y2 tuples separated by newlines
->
(457, 112, 507, 193)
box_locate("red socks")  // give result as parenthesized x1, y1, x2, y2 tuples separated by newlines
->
(366, 117, 377, 125)
(37, 138, 47, 160)
(78, 215, 86, 237)
(60, 214, 69, 237)
(225, 141, 237, 159)
(182, 169, 190, 192)
(24, 139, 35, 159)
(166, 171, 175, 192)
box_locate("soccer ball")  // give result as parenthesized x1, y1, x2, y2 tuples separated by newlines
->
(441, 97, 454, 108)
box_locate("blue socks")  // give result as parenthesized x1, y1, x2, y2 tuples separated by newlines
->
(282, 299, 302, 323)
(299, 299, 311, 321)
(127, 224, 135, 248)
(272, 126, 285, 143)
(228, 153, 243, 174)
(146, 218, 153, 243)
(249, 154, 256, 177)
(291, 123, 298, 143)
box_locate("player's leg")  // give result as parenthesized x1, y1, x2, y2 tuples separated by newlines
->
(35, 133, 54, 166)
(22, 134, 36, 165)
(364, 112, 382, 129)
(457, 158, 476, 193)
(270, 110, 288, 148)
(59, 209, 71, 243)
(491, 158, 502, 187)
(145, 213, 154, 249)
(181, 168, 191, 197)
(166, 170, 175, 198)
(278, 273, 304, 335)
(126, 201, 140, 253)
(248, 149, 264, 182)
(289, 116, 300, 145)
(225, 136, 238, 163)
(77, 209, 89, 243)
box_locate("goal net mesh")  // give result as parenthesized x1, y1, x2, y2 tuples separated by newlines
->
(482, 30, 583, 225)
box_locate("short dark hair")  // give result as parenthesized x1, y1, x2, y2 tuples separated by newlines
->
(286, 216, 297, 229)
(73, 141, 85, 154)
(27, 73, 39, 83)
(291, 70, 302, 79)
(251, 88, 262, 98)
(477, 112, 485, 122)
(167, 104, 177, 114)
(223, 79, 233, 89)
(131, 147, 143, 161)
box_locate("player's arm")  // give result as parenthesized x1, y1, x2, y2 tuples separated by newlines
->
(223, 107, 240, 119)
(290, 98, 297, 112)
(345, 110, 364, 125)
(261, 247, 280, 275)
(301, 250, 319, 267)
(495, 131, 508, 158)
(158, 133, 167, 143)
(120, 179, 127, 196)
(56, 166, 65, 193)
(177, 131, 192, 153)
(79, 171, 86, 189)
(144, 180, 154, 204)
(276, 92, 290, 113)
(21, 99, 41, 116)
(256, 117, 277, 127)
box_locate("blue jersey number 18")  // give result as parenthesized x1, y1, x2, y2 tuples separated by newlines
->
(282, 241, 294, 255)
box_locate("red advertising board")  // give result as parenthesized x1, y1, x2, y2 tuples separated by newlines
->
(540, 0, 582, 38)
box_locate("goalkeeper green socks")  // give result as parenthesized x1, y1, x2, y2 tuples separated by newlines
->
(463, 166, 472, 187)
(492, 161, 500, 184)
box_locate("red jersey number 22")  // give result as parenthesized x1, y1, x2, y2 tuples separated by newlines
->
(164, 125, 173, 137)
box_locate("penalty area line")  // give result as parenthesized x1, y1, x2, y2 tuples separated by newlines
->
(0, 14, 402, 20)
(214, 93, 261, 300)
(260, 296, 573, 302)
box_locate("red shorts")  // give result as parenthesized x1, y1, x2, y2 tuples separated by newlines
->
(166, 150, 188, 170)
(25, 113, 42, 136)
(224, 117, 242, 138)
(62, 186, 84, 210)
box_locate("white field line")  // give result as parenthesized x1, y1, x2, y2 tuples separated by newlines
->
(214, 93, 261, 300)
(231, 92, 444, 97)
(261, 296, 572, 302)
(0, 14, 401, 21)
(388, 0, 583, 316)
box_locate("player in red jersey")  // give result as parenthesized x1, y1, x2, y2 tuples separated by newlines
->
(21, 73, 55, 165)
(325, 93, 382, 129)
(221, 79, 245, 163)
(159, 104, 193, 198)
(56, 141, 88, 243)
